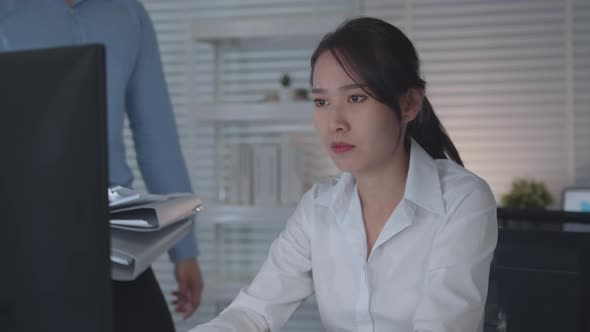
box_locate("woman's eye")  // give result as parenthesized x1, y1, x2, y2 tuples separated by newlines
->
(348, 95, 367, 103)
(314, 98, 328, 107)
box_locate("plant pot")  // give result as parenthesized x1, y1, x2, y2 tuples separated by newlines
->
(279, 87, 292, 102)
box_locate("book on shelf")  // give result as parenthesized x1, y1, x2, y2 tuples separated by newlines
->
(280, 133, 304, 206)
(253, 143, 279, 207)
(227, 143, 253, 205)
(226, 139, 305, 208)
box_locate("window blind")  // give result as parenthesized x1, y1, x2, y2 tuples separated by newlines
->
(127, 1, 588, 331)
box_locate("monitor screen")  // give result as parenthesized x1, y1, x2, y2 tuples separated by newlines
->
(0, 45, 112, 332)
(563, 188, 590, 213)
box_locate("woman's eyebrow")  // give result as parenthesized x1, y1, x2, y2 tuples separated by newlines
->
(311, 83, 367, 94)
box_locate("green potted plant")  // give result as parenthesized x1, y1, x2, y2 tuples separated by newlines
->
(501, 178, 554, 209)
(501, 178, 555, 230)
(279, 72, 292, 102)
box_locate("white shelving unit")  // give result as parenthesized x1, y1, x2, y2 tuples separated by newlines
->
(187, 15, 347, 320)
(193, 102, 313, 123)
(198, 205, 296, 226)
(188, 14, 346, 200)
(191, 14, 351, 41)
(190, 15, 349, 101)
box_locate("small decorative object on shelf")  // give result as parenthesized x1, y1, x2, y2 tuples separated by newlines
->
(293, 88, 309, 101)
(262, 90, 279, 102)
(279, 72, 291, 87)
(279, 72, 293, 102)
(501, 178, 554, 209)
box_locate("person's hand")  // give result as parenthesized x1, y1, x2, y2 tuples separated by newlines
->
(172, 258, 204, 319)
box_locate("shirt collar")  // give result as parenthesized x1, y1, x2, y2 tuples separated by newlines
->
(317, 138, 446, 218)
(404, 138, 445, 215)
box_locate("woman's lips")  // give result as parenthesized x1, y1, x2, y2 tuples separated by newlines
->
(330, 142, 355, 154)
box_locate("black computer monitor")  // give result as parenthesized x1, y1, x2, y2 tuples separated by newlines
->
(487, 209, 590, 332)
(0, 45, 112, 332)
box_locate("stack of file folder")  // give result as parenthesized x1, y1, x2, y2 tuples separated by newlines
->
(108, 187, 202, 281)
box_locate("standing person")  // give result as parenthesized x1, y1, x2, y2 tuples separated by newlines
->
(0, 0, 203, 331)
(190, 17, 497, 332)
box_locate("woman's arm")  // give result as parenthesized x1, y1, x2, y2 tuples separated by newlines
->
(191, 191, 316, 331)
(413, 181, 498, 332)
(190, 307, 269, 332)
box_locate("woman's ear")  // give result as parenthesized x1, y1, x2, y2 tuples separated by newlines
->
(400, 88, 424, 123)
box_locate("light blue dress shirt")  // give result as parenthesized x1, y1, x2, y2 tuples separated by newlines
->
(0, 0, 197, 261)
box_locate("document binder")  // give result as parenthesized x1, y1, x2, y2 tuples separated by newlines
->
(110, 194, 202, 231)
(110, 219, 192, 281)
(108, 186, 165, 209)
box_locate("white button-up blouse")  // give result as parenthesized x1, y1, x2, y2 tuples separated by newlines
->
(191, 140, 498, 332)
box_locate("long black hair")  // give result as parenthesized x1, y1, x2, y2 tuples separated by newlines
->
(310, 17, 463, 166)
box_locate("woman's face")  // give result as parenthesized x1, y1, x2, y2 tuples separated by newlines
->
(311, 51, 404, 174)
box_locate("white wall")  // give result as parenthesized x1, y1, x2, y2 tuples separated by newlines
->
(127, 1, 589, 330)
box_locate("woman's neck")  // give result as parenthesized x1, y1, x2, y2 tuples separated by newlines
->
(354, 147, 410, 215)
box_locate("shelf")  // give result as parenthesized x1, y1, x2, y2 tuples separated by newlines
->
(193, 102, 314, 122)
(198, 204, 297, 226)
(191, 14, 350, 42)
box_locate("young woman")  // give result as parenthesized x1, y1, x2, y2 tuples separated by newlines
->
(191, 17, 497, 332)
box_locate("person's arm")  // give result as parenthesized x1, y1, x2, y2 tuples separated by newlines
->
(190, 191, 315, 332)
(125, 1, 202, 318)
(125, 0, 196, 262)
(412, 181, 498, 332)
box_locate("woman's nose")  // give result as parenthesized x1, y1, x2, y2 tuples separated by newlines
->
(327, 105, 350, 133)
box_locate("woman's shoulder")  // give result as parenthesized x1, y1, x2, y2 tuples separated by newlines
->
(288, 174, 346, 230)
(434, 159, 496, 208)
(303, 173, 345, 206)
